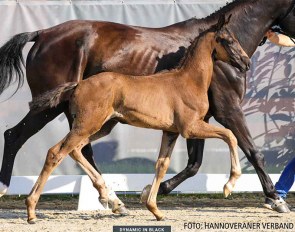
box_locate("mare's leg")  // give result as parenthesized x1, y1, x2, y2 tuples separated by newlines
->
(209, 63, 289, 212)
(159, 139, 205, 194)
(182, 120, 241, 196)
(143, 131, 179, 221)
(213, 105, 290, 211)
(159, 120, 207, 194)
(0, 103, 66, 196)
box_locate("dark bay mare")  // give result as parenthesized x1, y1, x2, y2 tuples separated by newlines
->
(0, 0, 295, 213)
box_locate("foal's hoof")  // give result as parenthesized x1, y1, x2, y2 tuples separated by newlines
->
(264, 197, 290, 213)
(140, 185, 152, 203)
(99, 198, 109, 209)
(113, 205, 129, 216)
(156, 215, 165, 221)
(111, 199, 129, 216)
(27, 218, 37, 224)
(223, 182, 233, 198)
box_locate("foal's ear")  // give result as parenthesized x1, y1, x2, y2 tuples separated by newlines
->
(216, 14, 232, 30)
(225, 14, 232, 25)
(216, 14, 226, 30)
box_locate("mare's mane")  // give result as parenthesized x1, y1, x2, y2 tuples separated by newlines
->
(176, 26, 217, 69)
(177, 0, 256, 25)
(204, 0, 256, 21)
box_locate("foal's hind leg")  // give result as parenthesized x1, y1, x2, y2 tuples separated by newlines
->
(0, 104, 66, 197)
(64, 110, 118, 173)
(25, 138, 69, 223)
(182, 121, 241, 196)
(142, 131, 179, 221)
(69, 143, 109, 207)
(65, 109, 127, 214)
(25, 131, 109, 223)
(88, 121, 128, 215)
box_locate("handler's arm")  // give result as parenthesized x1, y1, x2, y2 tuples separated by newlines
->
(266, 31, 295, 47)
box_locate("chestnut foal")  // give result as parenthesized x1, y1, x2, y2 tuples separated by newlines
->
(28, 15, 249, 222)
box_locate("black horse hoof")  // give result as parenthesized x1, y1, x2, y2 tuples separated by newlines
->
(274, 203, 291, 213)
(264, 197, 290, 213)
(158, 182, 171, 195)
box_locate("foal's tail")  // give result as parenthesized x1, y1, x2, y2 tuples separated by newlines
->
(0, 31, 39, 96)
(29, 82, 78, 113)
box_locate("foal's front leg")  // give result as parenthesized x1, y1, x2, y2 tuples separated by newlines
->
(181, 120, 242, 196)
(142, 131, 179, 221)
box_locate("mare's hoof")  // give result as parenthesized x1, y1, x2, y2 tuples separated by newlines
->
(99, 198, 109, 209)
(264, 197, 290, 213)
(158, 182, 170, 195)
(223, 182, 233, 198)
(140, 185, 152, 203)
(27, 218, 37, 224)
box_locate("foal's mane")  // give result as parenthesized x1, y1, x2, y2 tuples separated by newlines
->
(176, 26, 216, 69)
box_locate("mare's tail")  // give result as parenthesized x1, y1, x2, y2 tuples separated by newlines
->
(0, 31, 39, 96)
(29, 82, 78, 113)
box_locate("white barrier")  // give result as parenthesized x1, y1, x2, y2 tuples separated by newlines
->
(6, 174, 295, 210)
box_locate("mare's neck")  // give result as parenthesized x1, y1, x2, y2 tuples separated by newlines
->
(166, 17, 213, 42)
(206, 0, 292, 57)
(174, 0, 292, 57)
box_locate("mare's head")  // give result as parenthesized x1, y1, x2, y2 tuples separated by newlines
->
(276, 0, 295, 37)
(212, 15, 250, 72)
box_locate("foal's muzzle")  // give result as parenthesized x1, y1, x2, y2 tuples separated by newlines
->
(232, 55, 250, 72)
(241, 56, 251, 72)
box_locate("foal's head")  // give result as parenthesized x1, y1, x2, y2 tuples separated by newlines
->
(212, 15, 250, 72)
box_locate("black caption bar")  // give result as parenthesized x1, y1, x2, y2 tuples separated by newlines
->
(113, 226, 171, 232)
